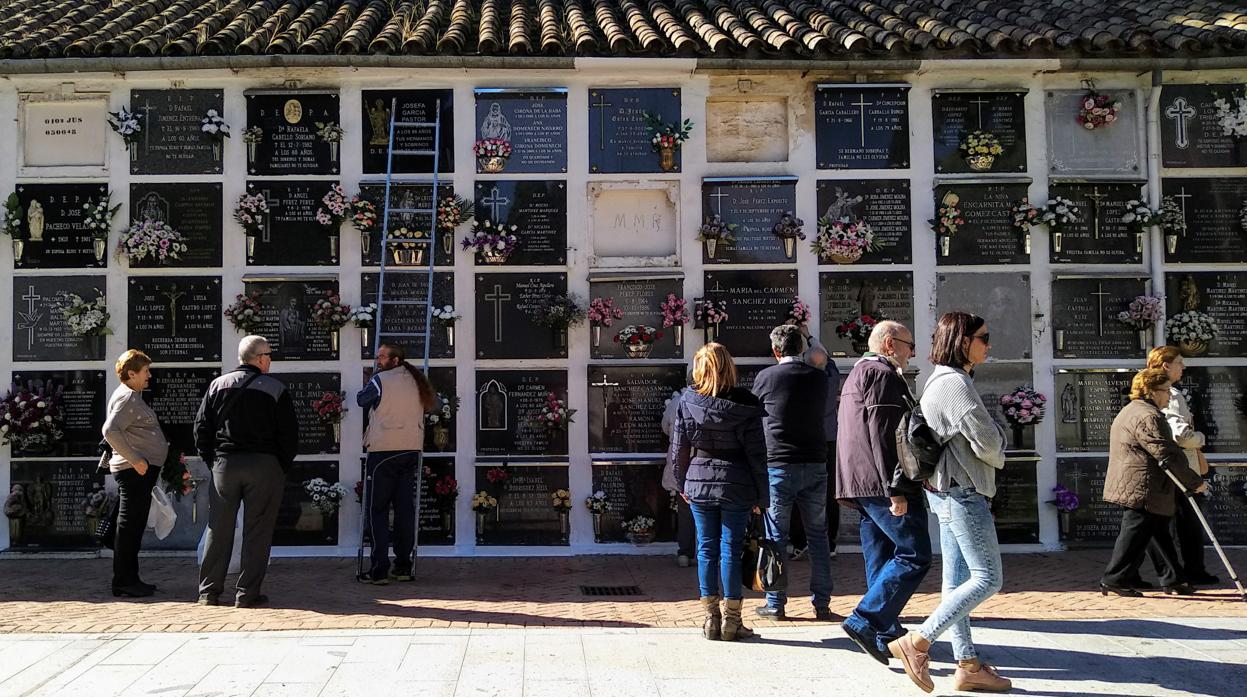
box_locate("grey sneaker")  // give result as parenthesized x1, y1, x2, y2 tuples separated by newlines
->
(676, 555, 691, 568)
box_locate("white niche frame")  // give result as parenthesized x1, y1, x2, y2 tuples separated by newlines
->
(587, 180, 681, 269)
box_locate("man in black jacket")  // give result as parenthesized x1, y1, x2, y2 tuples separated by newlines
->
(752, 324, 832, 620)
(194, 335, 298, 608)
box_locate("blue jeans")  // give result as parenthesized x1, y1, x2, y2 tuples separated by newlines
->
(689, 502, 751, 600)
(918, 486, 1004, 660)
(844, 496, 933, 653)
(763, 462, 834, 610)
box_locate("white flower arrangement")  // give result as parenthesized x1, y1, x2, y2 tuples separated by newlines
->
(83, 194, 121, 240)
(1166, 311, 1219, 344)
(1159, 196, 1186, 236)
(584, 491, 611, 514)
(118, 218, 186, 264)
(200, 109, 230, 138)
(432, 305, 460, 326)
(1040, 196, 1081, 234)
(622, 515, 655, 534)
(425, 392, 458, 426)
(304, 477, 350, 515)
(315, 121, 344, 143)
(107, 107, 142, 145)
(349, 303, 376, 329)
(1213, 88, 1247, 138)
(1120, 200, 1159, 234)
(58, 291, 112, 337)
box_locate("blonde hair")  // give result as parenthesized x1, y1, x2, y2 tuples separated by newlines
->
(1130, 367, 1170, 401)
(1146, 345, 1182, 370)
(692, 343, 737, 397)
(115, 349, 152, 382)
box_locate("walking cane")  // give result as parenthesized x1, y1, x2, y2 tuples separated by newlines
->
(1159, 464, 1247, 602)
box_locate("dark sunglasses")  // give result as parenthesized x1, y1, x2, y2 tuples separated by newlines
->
(970, 332, 990, 345)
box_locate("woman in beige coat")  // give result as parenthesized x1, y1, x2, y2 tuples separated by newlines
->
(1100, 368, 1207, 597)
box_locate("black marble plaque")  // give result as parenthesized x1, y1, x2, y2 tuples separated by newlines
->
(588, 366, 686, 454)
(1160, 84, 1247, 169)
(1055, 370, 1133, 452)
(130, 89, 224, 175)
(935, 182, 1030, 265)
(418, 456, 455, 545)
(1161, 177, 1247, 264)
(1045, 89, 1144, 178)
(472, 180, 566, 266)
(990, 456, 1040, 544)
(1164, 272, 1247, 358)
(815, 84, 910, 169)
(11, 276, 108, 363)
(245, 181, 341, 266)
(275, 372, 342, 455)
(475, 464, 569, 546)
(815, 180, 912, 264)
(933, 91, 1027, 174)
(934, 272, 1032, 360)
(361, 89, 455, 174)
(246, 92, 340, 175)
(274, 460, 340, 546)
(144, 368, 218, 456)
(12, 183, 109, 269)
(361, 272, 454, 360)
(1051, 276, 1149, 359)
(127, 276, 222, 363)
(589, 277, 683, 360)
(7, 461, 105, 550)
(1047, 182, 1146, 265)
(474, 272, 568, 359)
(1204, 467, 1247, 546)
(475, 370, 569, 457)
(129, 182, 224, 268)
(971, 363, 1037, 452)
(734, 364, 767, 392)
(702, 178, 799, 264)
(474, 88, 568, 174)
(704, 270, 800, 358)
(242, 278, 339, 361)
(1056, 457, 1118, 547)
(9, 370, 106, 458)
(818, 271, 914, 358)
(591, 460, 677, 543)
(1177, 367, 1247, 453)
(357, 182, 456, 268)
(588, 87, 682, 173)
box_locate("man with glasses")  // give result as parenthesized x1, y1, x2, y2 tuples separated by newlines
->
(834, 320, 933, 665)
(194, 335, 298, 608)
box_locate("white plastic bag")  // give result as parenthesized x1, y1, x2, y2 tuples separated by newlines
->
(146, 487, 176, 540)
(196, 506, 244, 575)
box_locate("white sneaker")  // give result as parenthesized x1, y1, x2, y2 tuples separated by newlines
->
(676, 555, 691, 568)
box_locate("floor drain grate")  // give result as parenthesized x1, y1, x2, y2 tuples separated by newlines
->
(580, 585, 643, 597)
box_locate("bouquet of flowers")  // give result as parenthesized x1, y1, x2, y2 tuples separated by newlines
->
(310, 291, 352, 331)
(1213, 87, 1247, 138)
(224, 290, 264, 334)
(432, 474, 458, 508)
(0, 383, 65, 451)
(107, 107, 142, 146)
(1076, 87, 1122, 130)
(425, 393, 459, 427)
(787, 297, 812, 325)
(615, 324, 663, 346)
(660, 294, 691, 329)
(1166, 311, 1219, 345)
(623, 515, 655, 535)
(432, 305, 460, 327)
(1121, 200, 1158, 233)
(643, 112, 694, 151)
(304, 477, 351, 515)
(836, 313, 882, 343)
(350, 194, 378, 233)
(551, 489, 573, 511)
(1116, 295, 1163, 330)
(1041, 196, 1081, 233)
(117, 218, 186, 264)
(314, 121, 344, 143)
(771, 212, 806, 240)
(527, 294, 586, 330)
(588, 297, 624, 328)
(1048, 484, 1081, 512)
(3, 193, 23, 239)
(350, 303, 376, 329)
(999, 385, 1046, 426)
(317, 183, 348, 229)
(461, 219, 520, 261)
(1011, 199, 1041, 232)
(473, 138, 512, 159)
(930, 193, 964, 237)
(83, 194, 121, 240)
(696, 215, 736, 243)
(486, 467, 508, 485)
(812, 217, 876, 262)
(533, 392, 576, 431)
(311, 391, 346, 424)
(695, 299, 729, 327)
(1159, 196, 1186, 236)
(960, 130, 1003, 158)
(242, 126, 264, 144)
(201, 109, 230, 139)
(160, 451, 196, 500)
(471, 491, 498, 512)
(585, 491, 611, 514)
(437, 194, 475, 233)
(59, 291, 111, 337)
(233, 192, 269, 237)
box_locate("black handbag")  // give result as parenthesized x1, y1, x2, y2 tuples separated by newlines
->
(94, 493, 119, 549)
(754, 537, 788, 592)
(740, 519, 761, 589)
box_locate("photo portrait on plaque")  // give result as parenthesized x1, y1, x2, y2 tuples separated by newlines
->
(128, 182, 223, 268)
(242, 277, 339, 361)
(474, 88, 568, 174)
(361, 89, 454, 174)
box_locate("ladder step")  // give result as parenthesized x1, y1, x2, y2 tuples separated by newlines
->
(391, 149, 438, 156)
(392, 121, 439, 128)
(377, 332, 430, 338)
(381, 238, 431, 246)
(386, 208, 435, 215)
(379, 300, 429, 306)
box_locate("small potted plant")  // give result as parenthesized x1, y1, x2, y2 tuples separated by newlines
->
(836, 313, 882, 356)
(588, 297, 624, 348)
(697, 215, 736, 260)
(471, 491, 498, 542)
(58, 291, 112, 348)
(1121, 200, 1158, 254)
(317, 183, 348, 258)
(695, 299, 728, 343)
(117, 218, 186, 265)
(643, 112, 694, 172)
(999, 385, 1046, 449)
(623, 515, 656, 545)
(1, 383, 65, 455)
(224, 290, 264, 334)
(304, 477, 350, 525)
(532, 392, 576, 432)
(771, 212, 806, 260)
(425, 393, 459, 452)
(1048, 484, 1081, 538)
(585, 491, 611, 542)
(1166, 310, 1219, 357)
(200, 108, 230, 162)
(960, 130, 1003, 171)
(1076, 81, 1122, 131)
(3, 192, 26, 262)
(312, 391, 347, 444)
(1212, 87, 1247, 138)
(1115, 295, 1164, 350)
(242, 126, 263, 162)
(437, 194, 475, 256)
(1041, 196, 1081, 253)
(234, 192, 269, 258)
(812, 216, 876, 264)
(1159, 196, 1186, 255)
(929, 192, 963, 257)
(431, 473, 458, 536)
(107, 106, 143, 162)
(787, 297, 812, 328)
(432, 305, 460, 348)
(462, 219, 519, 264)
(310, 291, 352, 353)
(350, 193, 378, 257)
(551, 488, 573, 542)
(660, 293, 692, 348)
(315, 121, 344, 161)
(350, 303, 376, 350)
(160, 451, 197, 501)
(526, 294, 585, 349)
(83, 193, 121, 262)
(474, 138, 513, 173)
(1010, 198, 1041, 255)
(614, 324, 663, 360)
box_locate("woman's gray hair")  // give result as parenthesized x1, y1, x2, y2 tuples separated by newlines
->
(238, 335, 271, 364)
(868, 320, 907, 353)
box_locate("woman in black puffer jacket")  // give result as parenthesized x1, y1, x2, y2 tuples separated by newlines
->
(671, 342, 769, 641)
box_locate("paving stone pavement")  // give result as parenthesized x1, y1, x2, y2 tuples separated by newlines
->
(0, 551, 1245, 633)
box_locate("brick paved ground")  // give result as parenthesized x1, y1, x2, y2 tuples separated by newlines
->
(0, 551, 1244, 634)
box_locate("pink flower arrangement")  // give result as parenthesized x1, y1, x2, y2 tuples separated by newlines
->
(473, 138, 512, 159)
(224, 290, 264, 334)
(788, 297, 812, 325)
(233, 192, 268, 236)
(1048, 484, 1080, 512)
(660, 293, 691, 328)
(695, 299, 729, 326)
(311, 391, 346, 424)
(0, 382, 65, 451)
(1000, 385, 1046, 426)
(588, 297, 624, 327)
(533, 393, 576, 431)
(316, 184, 348, 229)
(813, 217, 876, 262)
(309, 291, 352, 331)
(1076, 87, 1122, 130)
(1010, 198, 1041, 232)
(349, 194, 378, 233)
(1116, 295, 1164, 330)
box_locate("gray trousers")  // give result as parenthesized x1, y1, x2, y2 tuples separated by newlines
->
(199, 452, 285, 601)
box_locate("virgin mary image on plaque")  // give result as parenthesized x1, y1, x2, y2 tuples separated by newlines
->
(480, 103, 512, 141)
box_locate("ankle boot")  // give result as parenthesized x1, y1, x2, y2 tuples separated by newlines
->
(700, 596, 721, 640)
(720, 598, 756, 641)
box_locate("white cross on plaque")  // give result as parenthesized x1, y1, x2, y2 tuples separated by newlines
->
(1090, 282, 1111, 337)
(589, 91, 614, 151)
(482, 186, 510, 220)
(852, 94, 872, 147)
(483, 284, 512, 343)
(138, 100, 156, 150)
(1173, 187, 1193, 230)
(590, 373, 621, 428)
(17, 285, 42, 349)
(1085, 187, 1107, 240)
(970, 96, 991, 130)
(708, 187, 729, 215)
(1164, 97, 1197, 150)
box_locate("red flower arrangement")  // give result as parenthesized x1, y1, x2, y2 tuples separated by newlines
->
(0, 383, 66, 452)
(224, 290, 264, 334)
(836, 314, 884, 343)
(160, 450, 196, 500)
(311, 391, 346, 424)
(1076, 82, 1122, 131)
(614, 324, 663, 346)
(485, 467, 508, 484)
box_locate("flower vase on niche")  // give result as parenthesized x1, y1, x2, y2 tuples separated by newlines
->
(1052, 231, 1063, 253)
(704, 238, 717, 259)
(328, 234, 339, 259)
(704, 324, 717, 344)
(360, 234, 370, 257)
(211, 140, 221, 163)
(624, 343, 653, 360)
(1138, 328, 1152, 351)
(1166, 233, 1179, 255)
(1021, 231, 1031, 255)
(592, 512, 602, 542)
(554, 328, 567, 349)
(329, 141, 339, 162)
(247, 141, 258, 162)
(329, 331, 340, 353)
(440, 510, 453, 538)
(673, 325, 683, 348)
(360, 327, 371, 351)
(445, 325, 455, 348)
(129, 146, 138, 165)
(441, 234, 453, 256)
(93, 237, 107, 262)
(432, 424, 450, 452)
(1179, 340, 1208, 358)
(475, 511, 487, 543)
(1054, 329, 1065, 351)
(12, 239, 24, 262)
(84, 515, 98, 536)
(331, 421, 341, 445)
(1058, 509, 1071, 538)
(1136, 232, 1145, 253)
(591, 325, 601, 348)
(782, 237, 796, 259)
(1011, 424, 1026, 450)
(559, 511, 570, 543)
(246, 235, 257, 258)
(939, 235, 951, 257)
(658, 145, 676, 172)
(9, 518, 21, 543)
